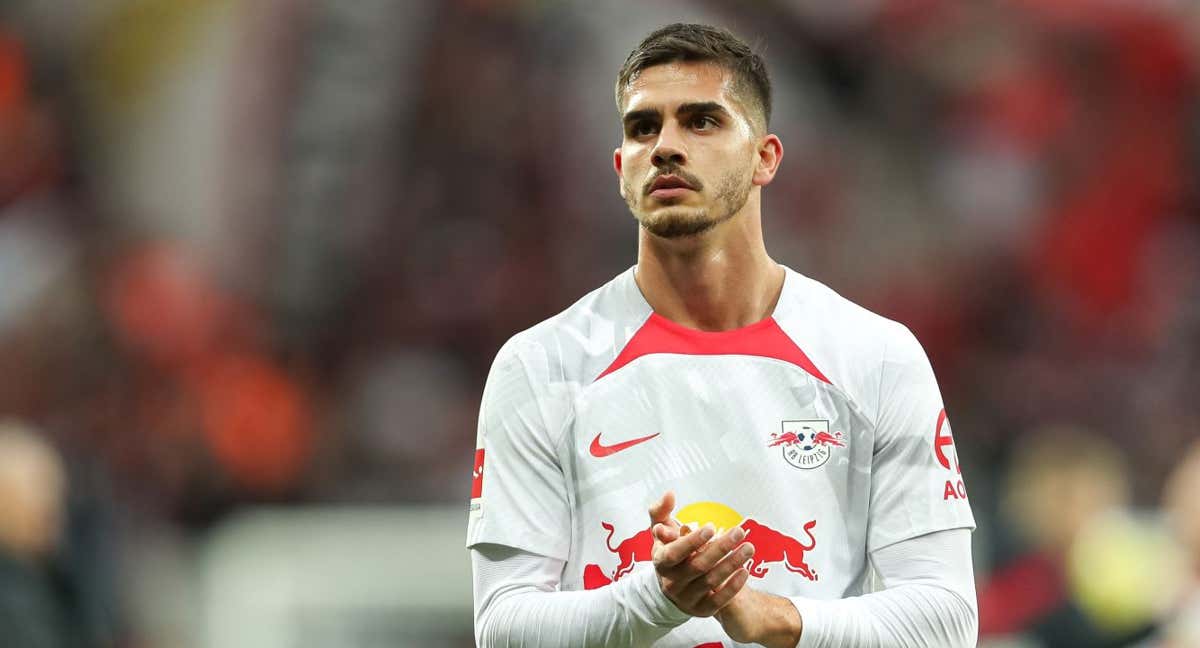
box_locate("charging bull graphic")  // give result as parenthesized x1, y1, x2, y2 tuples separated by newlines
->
(583, 563, 613, 590)
(601, 521, 654, 581)
(768, 431, 802, 447)
(769, 429, 844, 448)
(738, 518, 818, 580)
(813, 431, 845, 447)
(585, 510, 818, 589)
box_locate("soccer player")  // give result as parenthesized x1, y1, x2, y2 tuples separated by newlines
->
(468, 23, 978, 647)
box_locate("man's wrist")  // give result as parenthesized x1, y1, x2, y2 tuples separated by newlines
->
(715, 588, 803, 648)
(754, 590, 803, 648)
(633, 567, 691, 626)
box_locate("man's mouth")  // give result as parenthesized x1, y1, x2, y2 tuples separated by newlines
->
(647, 174, 697, 198)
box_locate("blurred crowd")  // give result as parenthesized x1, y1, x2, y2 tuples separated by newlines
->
(0, 0, 1198, 646)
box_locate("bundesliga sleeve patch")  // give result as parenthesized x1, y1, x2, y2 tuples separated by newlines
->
(470, 448, 485, 519)
(471, 448, 485, 497)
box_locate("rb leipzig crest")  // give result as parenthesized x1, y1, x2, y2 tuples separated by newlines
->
(769, 419, 845, 470)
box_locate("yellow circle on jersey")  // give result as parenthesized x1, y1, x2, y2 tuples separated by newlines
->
(676, 501, 744, 534)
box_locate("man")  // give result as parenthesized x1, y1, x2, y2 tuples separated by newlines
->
(468, 23, 977, 647)
(0, 420, 70, 648)
(1160, 441, 1200, 646)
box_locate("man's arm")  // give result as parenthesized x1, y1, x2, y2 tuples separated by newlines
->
(473, 493, 753, 647)
(711, 527, 978, 648)
(472, 544, 687, 647)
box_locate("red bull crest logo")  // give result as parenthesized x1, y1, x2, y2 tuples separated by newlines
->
(583, 501, 819, 590)
(769, 419, 844, 470)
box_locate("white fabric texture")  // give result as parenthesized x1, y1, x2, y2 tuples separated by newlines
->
(791, 528, 978, 648)
(468, 266, 977, 645)
(467, 266, 974, 576)
(474, 528, 977, 647)
(473, 542, 689, 647)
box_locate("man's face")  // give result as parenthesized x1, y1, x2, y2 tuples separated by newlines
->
(614, 61, 762, 239)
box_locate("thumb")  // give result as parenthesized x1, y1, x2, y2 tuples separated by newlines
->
(648, 491, 678, 527)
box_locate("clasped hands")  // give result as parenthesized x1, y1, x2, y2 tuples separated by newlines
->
(648, 491, 802, 648)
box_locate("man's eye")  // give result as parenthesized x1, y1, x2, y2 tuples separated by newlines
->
(693, 116, 717, 130)
(631, 122, 658, 137)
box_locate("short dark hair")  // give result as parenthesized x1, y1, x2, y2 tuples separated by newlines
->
(615, 23, 772, 131)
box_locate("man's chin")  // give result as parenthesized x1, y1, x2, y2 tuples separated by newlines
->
(638, 212, 719, 239)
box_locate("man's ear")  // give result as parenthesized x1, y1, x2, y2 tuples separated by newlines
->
(614, 148, 625, 197)
(752, 134, 783, 187)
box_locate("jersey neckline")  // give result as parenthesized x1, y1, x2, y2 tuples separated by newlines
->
(619, 263, 799, 333)
(598, 266, 828, 383)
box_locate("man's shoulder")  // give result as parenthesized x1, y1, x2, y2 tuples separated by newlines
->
(491, 267, 650, 385)
(775, 268, 924, 416)
(778, 268, 914, 355)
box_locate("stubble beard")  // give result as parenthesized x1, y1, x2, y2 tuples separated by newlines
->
(624, 167, 753, 240)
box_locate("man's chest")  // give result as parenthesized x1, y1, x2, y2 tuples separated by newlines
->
(568, 354, 870, 497)
(559, 355, 876, 595)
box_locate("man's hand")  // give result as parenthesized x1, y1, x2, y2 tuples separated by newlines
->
(647, 492, 754, 617)
(715, 586, 804, 648)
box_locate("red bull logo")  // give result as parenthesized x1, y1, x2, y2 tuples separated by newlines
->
(767, 431, 801, 447)
(601, 521, 654, 581)
(583, 563, 613, 589)
(771, 420, 844, 470)
(583, 501, 818, 589)
(770, 430, 844, 448)
(812, 431, 845, 448)
(739, 518, 818, 580)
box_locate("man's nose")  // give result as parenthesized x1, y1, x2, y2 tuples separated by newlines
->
(651, 122, 687, 168)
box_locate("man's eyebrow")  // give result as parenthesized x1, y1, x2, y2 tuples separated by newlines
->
(676, 101, 732, 118)
(622, 108, 660, 126)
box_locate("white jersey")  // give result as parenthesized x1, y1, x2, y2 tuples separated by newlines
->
(467, 265, 975, 647)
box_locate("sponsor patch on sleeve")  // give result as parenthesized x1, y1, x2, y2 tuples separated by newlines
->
(934, 409, 968, 501)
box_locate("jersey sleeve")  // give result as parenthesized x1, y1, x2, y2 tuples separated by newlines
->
(866, 325, 975, 553)
(466, 338, 573, 560)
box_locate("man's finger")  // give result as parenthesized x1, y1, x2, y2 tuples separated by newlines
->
(686, 525, 746, 574)
(677, 541, 755, 607)
(653, 522, 695, 557)
(648, 491, 676, 525)
(700, 568, 750, 615)
(654, 523, 680, 544)
(654, 523, 714, 568)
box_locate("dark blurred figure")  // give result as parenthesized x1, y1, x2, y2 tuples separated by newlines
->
(1159, 441, 1200, 646)
(977, 427, 1157, 647)
(0, 420, 72, 648)
(0, 419, 119, 648)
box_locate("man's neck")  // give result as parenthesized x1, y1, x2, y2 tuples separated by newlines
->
(634, 211, 784, 332)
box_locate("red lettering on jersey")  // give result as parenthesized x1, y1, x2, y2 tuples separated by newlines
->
(943, 480, 958, 500)
(943, 479, 967, 500)
(934, 409, 959, 473)
(471, 449, 485, 498)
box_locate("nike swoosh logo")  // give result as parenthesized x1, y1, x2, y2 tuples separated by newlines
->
(589, 432, 660, 458)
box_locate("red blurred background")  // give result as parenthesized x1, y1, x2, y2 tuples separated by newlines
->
(0, 1, 1198, 646)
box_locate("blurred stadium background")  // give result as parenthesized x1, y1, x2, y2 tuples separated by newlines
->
(0, 0, 1198, 646)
